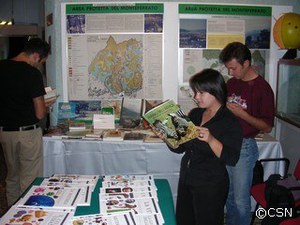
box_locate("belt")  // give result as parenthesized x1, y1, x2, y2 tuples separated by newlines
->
(0, 124, 40, 132)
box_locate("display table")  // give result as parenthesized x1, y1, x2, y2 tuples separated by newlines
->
(43, 134, 284, 205)
(30, 178, 176, 225)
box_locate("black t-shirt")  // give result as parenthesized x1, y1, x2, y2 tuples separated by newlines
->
(0, 59, 46, 127)
(169, 106, 243, 186)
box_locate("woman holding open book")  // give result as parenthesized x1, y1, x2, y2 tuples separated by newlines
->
(170, 69, 243, 225)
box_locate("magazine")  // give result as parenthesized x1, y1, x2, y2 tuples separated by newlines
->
(142, 99, 199, 149)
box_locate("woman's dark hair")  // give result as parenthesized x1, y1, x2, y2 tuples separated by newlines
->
(23, 37, 50, 60)
(189, 68, 227, 105)
(219, 42, 251, 65)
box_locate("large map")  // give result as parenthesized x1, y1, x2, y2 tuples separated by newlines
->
(88, 35, 143, 99)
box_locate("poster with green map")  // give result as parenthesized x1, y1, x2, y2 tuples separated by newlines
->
(65, 3, 164, 100)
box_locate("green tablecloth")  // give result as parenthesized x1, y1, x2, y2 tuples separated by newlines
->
(32, 178, 176, 225)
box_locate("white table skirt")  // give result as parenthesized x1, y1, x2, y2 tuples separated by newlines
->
(43, 134, 284, 207)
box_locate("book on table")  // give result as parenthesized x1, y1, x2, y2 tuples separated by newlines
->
(119, 98, 143, 129)
(123, 132, 145, 141)
(142, 99, 199, 149)
(143, 134, 164, 143)
(102, 130, 125, 141)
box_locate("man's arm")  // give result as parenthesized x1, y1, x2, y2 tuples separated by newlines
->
(227, 102, 273, 133)
(33, 96, 47, 120)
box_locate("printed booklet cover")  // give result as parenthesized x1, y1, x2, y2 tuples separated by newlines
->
(143, 99, 199, 148)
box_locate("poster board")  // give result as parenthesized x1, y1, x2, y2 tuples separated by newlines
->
(177, 4, 273, 113)
(52, 2, 292, 125)
(61, 3, 164, 101)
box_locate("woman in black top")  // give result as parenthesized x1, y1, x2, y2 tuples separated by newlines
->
(171, 69, 243, 225)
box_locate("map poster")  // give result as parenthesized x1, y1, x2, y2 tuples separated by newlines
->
(64, 3, 164, 101)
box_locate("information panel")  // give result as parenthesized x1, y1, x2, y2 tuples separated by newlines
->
(178, 4, 272, 113)
(63, 3, 164, 101)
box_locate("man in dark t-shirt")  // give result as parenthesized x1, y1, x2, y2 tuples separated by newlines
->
(0, 38, 51, 207)
(220, 42, 275, 225)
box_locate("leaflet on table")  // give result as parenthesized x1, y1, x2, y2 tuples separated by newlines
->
(142, 99, 199, 149)
(41, 176, 98, 187)
(35, 182, 93, 206)
(70, 212, 135, 225)
(0, 205, 74, 225)
(70, 212, 164, 225)
(102, 179, 156, 188)
(134, 213, 165, 225)
(100, 191, 158, 201)
(99, 197, 162, 217)
(17, 186, 82, 210)
(50, 174, 100, 182)
(100, 185, 157, 194)
(103, 175, 154, 182)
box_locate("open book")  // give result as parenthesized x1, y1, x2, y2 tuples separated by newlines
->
(142, 99, 199, 149)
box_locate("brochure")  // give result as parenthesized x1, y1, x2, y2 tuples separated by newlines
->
(0, 206, 74, 225)
(143, 99, 199, 149)
(70, 212, 135, 225)
(100, 185, 157, 194)
(100, 191, 157, 201)
(103, 175, 153, 182)
(17, 186, 82, 210)
(99, 197, 161, 215)
(102, 180, 155, 188)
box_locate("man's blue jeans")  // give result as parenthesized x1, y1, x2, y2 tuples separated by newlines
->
(226, 138, 259, 225)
